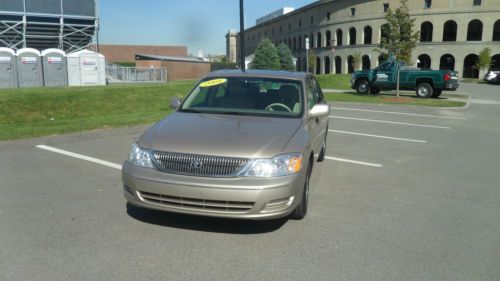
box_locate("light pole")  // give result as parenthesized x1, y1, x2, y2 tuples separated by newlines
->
(305, 37, 309, 73)
(239, 0, 246, 72)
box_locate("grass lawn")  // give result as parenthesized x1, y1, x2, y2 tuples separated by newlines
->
(0, 81, 196, 140)
(325, 92, 466, 107)
(315, 74, 351, 90)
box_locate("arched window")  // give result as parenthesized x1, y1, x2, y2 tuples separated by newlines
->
(288, 38, 292, 49)
(467, 20, 483, 41)
(309, 33, 314, 48)
(316, 57, 321, 74)
(347, 55, 354, 73)
(493, 20, 500, 41)
(335, 56, 342, 74)
(296, 58, 301, 71)
(417, 54, 431, 69)
(443, 20, 457, 41)
(420, 22, 433, 42)
(293, 37, 297, 50)
(463, 54, 479, 78)
(378, 54, 388, 65)
(324, 57, 331, 74)
(491, 54, 500, 70)
(326, 30, 332, 47)
(298, 36, 302, 50)
(362, 55, 371, 70)
(439, 54, 455, 70)
(336, 29, 343, 46)
(349, 27, 357, 45)
(316, 32, 322, 48)
(364, 26, 372, 44)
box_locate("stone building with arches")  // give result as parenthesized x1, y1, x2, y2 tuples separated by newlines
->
(233, 0, 500, 78)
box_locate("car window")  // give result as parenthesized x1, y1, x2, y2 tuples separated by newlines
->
(378, 62, 393, 72)
(306, 77, 317, 109)
(181, 77, 303, 118)
(311, 77, 324, 104)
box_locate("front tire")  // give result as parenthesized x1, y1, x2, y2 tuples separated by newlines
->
(416, 83, 434, 98)
(356, 80, 369, 94)
(290, 163, 311, 220)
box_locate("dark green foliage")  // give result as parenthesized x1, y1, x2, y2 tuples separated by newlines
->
(476, 47, 492, 72)
(277, 43, 295, 71)
(250, 38, 280, 70)
(380, 0, 420, 64)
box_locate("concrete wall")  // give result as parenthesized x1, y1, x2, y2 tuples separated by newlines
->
(238, 0, 500, 78)
(99, 45, 187, 63)
(136, 60, 210, 81)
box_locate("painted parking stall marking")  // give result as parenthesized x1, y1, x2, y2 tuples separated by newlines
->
(36, 145, 122, 170)
(329, 129, 427, 143)
(330, 106, 466, 120)
(325, 156, 383, 168)
(329, 115, 452, 129)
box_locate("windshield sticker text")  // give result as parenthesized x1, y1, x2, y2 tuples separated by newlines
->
(200, 79, 227, 88)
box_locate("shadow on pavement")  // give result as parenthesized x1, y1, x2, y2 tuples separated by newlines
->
(126, 203, 288, 234)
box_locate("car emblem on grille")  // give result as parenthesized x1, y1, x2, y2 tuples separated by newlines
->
(190, 159, 203, 169)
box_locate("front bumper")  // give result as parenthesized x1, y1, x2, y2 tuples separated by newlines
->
(122, 161, 306, 220)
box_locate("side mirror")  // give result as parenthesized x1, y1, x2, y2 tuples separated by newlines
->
(309, 104, 330, 118)
(169, 97, 181, 110)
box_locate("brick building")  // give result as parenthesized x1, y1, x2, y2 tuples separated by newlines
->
(99, 44, 187, 63)
(135, 54, 210, 81)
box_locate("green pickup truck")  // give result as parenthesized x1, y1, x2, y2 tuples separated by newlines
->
(351, 60, 459, 98)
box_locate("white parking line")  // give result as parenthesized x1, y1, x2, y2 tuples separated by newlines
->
(325, 156, 383, 168)
(329, 129, 427, 143)
(36, 145, 122, 170)
(329, 115, 451, 129)
(330, 106, 466, 120)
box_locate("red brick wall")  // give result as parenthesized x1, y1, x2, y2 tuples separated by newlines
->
(137, 60, 210, 81)
(99, 45, 187, 62)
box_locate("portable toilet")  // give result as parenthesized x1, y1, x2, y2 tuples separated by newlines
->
(67, 49, 106, 86)
(41, 49, 68, 87)
(16, 48, 43, 88)
(0, 47, 18, 89)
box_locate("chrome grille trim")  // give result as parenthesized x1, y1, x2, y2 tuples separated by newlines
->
(152, 151, 250, 177)
(138, 191, 254, 213)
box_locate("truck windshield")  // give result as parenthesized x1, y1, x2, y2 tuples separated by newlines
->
(180, 77, 303, 118)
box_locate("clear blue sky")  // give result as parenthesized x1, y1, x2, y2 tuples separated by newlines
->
(99, 0, 315, 55)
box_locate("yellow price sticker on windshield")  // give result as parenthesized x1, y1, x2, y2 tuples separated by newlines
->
(199, 78, 227, 88)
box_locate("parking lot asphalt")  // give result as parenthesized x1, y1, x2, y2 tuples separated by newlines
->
(1, 82, 499, 281)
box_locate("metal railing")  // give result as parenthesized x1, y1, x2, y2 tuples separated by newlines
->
(105, 65, 167, 83)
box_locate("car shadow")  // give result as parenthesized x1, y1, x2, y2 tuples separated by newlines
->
(126, 203, 288, 234)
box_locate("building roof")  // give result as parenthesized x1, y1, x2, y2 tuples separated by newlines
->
(135, 54, 210, 64)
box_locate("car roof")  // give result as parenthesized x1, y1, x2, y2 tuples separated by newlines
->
(205, 69, 308, 81)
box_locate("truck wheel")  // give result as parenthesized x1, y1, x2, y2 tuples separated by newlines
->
(431, 89, 442, 98)
(370, 87, 380, 95)
(356, 80, 369, 94)
(416, 83, 434, 98)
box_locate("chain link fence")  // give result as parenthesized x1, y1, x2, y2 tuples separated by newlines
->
(106, 65, 167, 83)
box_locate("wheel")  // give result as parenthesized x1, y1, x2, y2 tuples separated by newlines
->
(290, 163, 311, 220)
(431, 89, 442, 98)
(416, 83, 434, 98)
(370, 87, 380, 95)
(356, 80, 369, 94)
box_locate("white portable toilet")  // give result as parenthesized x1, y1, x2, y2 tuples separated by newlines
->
(0, 47, 18, 89)
(67, 49, 106, 86)
(41, 49, 68, 87)
(16, 48, 43, 88)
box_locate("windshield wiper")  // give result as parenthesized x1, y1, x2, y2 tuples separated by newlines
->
(180, 108, 202, 113)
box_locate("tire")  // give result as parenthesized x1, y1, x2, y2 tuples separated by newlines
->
(416, 83, 434, 98)
(370, 87, 380, 95)
(317, 130, 327, 162)
(290, 163, 311, 220)
(431, 89, 442, 98)
(356, 80, 369, 94)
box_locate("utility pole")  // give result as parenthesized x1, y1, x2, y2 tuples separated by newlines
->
(305, 37, 309, 73)
(239, 0, 245, 72)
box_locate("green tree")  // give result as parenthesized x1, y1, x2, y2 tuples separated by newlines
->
(380, 0, 420, 64)
(277, 43, 295, 71)
(476, 47, 492, 73)
(308, 50, 316, 73)
(250, 38, 280, 70)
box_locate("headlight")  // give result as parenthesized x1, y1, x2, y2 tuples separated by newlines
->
(243, 153, 302, 177)
(129, 142, 154, 168)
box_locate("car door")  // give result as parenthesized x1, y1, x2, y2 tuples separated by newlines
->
(371, 61, 395, 89)
(306, 76, 324, 156)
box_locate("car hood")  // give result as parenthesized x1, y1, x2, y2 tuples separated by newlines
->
(138, 112, 303, 158)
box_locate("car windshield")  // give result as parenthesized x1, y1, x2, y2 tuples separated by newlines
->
(180, 77, 303, 118)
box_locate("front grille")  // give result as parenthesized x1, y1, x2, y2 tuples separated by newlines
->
(138, 191, 254, 213)
(152, 151, 250, 177)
